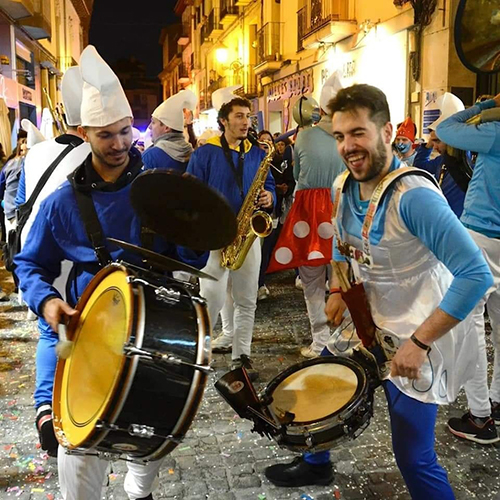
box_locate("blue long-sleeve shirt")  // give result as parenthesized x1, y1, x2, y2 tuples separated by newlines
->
(142, 147, 187, 173)
(334, 157, 492, 320)
(15, 166, 26, 207)
(413, 145, 465, 217)
(436, 98, 500, 237)
(186, 136, 276, 214)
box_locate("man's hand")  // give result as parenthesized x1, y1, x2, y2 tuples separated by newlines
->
(276, 183, 288, 195)
(325, 293, 347, 327)
(258, 189, 273, 209)
(493, 93, 500, 108)
(43, 298, 79, 333)
(390, 337, 428, 379)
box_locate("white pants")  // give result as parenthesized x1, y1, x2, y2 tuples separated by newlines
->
(298, 264, 332, 353)
(464, 230, 500, 417)
(58, 446, 162, 500)
(200, 240, 261, 360)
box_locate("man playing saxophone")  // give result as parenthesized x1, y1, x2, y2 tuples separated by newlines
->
(186, 90, 275, 380)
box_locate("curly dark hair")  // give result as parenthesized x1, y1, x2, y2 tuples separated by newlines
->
(218, 97, 252, 132)
(327, 84, 391, 129)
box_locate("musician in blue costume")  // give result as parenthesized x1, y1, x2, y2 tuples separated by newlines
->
(437, 92, 500, 444)
(15, 46, 165, 500)
(186, 87, 275, 380)
(142, 89, 197, 172)
(265, 84, 492, 499)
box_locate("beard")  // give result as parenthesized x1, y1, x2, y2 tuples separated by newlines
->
(346, 135, 388, 183)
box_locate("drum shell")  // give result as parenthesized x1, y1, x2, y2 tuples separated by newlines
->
(262, 357, 373, 453)
(54, 266, 210, 462)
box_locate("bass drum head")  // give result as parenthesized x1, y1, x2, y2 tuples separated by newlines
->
(265, 357, 366, 424)
(54, 266, 133, 448)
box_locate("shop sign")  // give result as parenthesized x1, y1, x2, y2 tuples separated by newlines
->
(19, 84, 34, 104)
(266, 69, 314, 102)
(0, 75, 19, 109)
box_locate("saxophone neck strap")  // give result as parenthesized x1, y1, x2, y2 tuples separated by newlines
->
(332, 166, 439, 267)
(221, 133, 246, 200)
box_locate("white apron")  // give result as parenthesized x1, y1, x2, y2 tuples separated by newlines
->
(333, 170, 478, 404)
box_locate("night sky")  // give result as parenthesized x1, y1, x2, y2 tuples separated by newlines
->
(89, 0, 178, 77)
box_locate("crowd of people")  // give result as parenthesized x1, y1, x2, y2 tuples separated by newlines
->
(0, 42, 498, 500)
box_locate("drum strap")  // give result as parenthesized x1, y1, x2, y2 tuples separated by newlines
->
(73, 188, 112, 267)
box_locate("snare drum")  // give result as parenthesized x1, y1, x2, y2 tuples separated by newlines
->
(262, 357, 374, 452)
(53, 263, 210, 462)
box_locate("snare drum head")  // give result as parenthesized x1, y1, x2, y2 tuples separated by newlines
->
(54, 267, 134, 448)
(268, 359, 363, 423)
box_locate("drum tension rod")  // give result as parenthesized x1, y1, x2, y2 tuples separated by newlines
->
(124, 344, 214, 374)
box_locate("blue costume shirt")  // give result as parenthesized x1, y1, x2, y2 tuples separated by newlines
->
(142, 147, 187, 173)
(436, 99, 500, 237)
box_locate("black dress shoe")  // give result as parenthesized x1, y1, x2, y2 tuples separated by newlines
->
(137, 495, 153, 500)
(265, 456, 334, 487)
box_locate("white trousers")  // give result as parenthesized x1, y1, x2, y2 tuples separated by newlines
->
(298, 264, 332, 353)
(464, 229, 500, 417)
(200, 239, 261, 360)
(58, 446, 162, 500)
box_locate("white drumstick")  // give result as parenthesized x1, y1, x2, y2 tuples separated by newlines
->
(56, 324, 73, 359)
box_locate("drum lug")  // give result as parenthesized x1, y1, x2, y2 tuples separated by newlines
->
(95, 420, 120, 432)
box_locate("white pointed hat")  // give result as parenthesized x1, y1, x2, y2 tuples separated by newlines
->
(320, 70, 345, 112)
(428, 92, 465, 130)
(21, 119, 45, 148)
(212, 85, 241, 112)
(80, 45, 133, 127)
(132, 127, 141, 143)
(152, 89, 197, 131)
(61, 66, 83, 127)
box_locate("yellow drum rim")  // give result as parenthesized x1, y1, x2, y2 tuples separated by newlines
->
(53, 265, 134, 449)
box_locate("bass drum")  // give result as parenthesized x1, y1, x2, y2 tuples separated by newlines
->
(53, 263, 210, 462)
(261, 357, 373, 452)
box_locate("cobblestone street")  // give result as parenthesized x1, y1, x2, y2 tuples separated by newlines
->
(0, 268, 499, 499)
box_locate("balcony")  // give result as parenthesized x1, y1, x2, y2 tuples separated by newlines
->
(178, 62, 191, 84)
(0, 0, 34, 20)
(299, 0, 357, 49)
(207, 8, 224, 38)
(220, 0, 238, 25)
(254, 22, 282, 77)
(178, 22, 191, 46)
(20, 0, 51, 39)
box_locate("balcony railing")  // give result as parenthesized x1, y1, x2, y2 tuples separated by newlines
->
(298, 0, 355, 45)
(220, 0, 238, 22)
(310, 0, 349, 31)
(297, 6, 307, 51)
(179, 63, 191, 82)
(178, 22, 191, 45)
(257, 22, 281, 64)
(207, 8, 223, 37)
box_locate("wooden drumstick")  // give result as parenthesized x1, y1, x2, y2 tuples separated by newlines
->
(56, 324, 73, 360)
(332, 260, 351, 292)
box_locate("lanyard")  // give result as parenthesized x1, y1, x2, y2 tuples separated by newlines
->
(220, 134, 245, 200)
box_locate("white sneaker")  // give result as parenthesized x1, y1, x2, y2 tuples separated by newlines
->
(26, 309, 37, 321)
(257, 285, 270, 301)
(295, 276, 303, 290)
(300, 345, 321, 358)
(211, 334, 232, 353)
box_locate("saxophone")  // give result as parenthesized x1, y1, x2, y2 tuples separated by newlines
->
(220, 137, 275, 270)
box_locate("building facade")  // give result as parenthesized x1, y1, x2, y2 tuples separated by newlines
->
(162, 0, 481, 138)
(0, 0, 93, 153)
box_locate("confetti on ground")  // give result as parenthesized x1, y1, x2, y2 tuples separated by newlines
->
(168, 468, 175, 474)
(258, 494, 266, 500)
